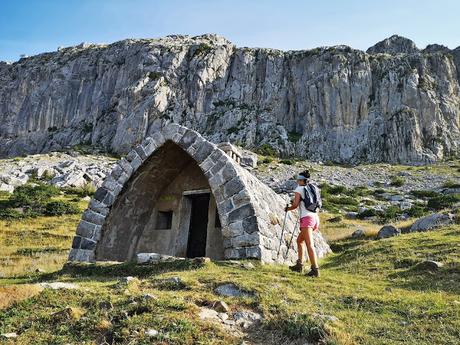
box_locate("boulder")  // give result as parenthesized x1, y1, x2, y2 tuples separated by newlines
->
(377, 225, 401, 239)
(351, 229, 365, 238)
(213, 300, 230, 313)
(214, 283, 254, 298)
(38, 282, 78, 289)
(410, 213, 453, 232)
(415, 260, 443, 271)
(136, 252, 176, 264)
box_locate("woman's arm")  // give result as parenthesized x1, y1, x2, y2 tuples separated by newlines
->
(286, 192, 301, 211)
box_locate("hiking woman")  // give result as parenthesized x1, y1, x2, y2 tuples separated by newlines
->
(285, 170, 320, 277)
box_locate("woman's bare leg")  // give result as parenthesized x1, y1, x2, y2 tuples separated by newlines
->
(304, 227, 318, 268)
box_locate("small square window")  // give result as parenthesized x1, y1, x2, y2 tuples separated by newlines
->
(156, 210, 173, 230)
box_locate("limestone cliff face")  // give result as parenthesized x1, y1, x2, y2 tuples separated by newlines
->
(0, 34, 459, 164)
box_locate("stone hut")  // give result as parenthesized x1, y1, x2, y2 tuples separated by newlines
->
(68, 123, 331, 264)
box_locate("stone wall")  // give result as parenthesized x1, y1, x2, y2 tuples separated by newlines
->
(69, 123, 331, 263)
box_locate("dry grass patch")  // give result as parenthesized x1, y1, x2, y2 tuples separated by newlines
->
(0, 284, 43, 309)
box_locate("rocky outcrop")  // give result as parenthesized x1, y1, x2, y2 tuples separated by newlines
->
(1, 34, 459, 164)
(366, 35, 420, 55)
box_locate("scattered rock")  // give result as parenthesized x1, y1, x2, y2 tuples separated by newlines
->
(345, 212, 358, 219)
(119, 276, 139, 285)
(351, 229, 365, 239)
(410, 213, 453, 232)
(0, 333, 18, 339)
(192, 257, 211, 265)
(38, 282, 78, 290)
(415, 260, 444, 271)
(241, 262, 255, 270)
(312, 313, 339, 323)
(213, 300, 230, 313)
(145, 329, 159, 337)
(199, 307, 219, 320)
(35, 268, 45, 273)
(141, 293, 157, 300)
(377, 225, 401, 239)
(214, 283, 254, 298)
(136, 252, 176, 264)
(233, 311, 262, 328)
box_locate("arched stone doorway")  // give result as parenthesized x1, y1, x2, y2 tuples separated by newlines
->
(96, 140, 224, 261)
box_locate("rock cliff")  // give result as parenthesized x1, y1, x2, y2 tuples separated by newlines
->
(1, 34, 459, 164)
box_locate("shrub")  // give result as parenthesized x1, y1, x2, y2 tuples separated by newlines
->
(44, 201, 80, 216)
(410, 190, 441, 198)
(256, 144, 277, 157)
(427, 194, 460, 210)
(327, 196, 359, 207)
(10, 184, 60, 210)
(407, 206, 427, 218)
(280, 159, 294, 165)
(357, 208, 379, 219)
(379, 205, 403, 222)
(261, 157, 273, 164)
(287, 131, 302, 143)
(0, 208, 24, 220)
(390, 176, 405, 187)
(442, 180, 460, 189)
(63, 182, 96, 197)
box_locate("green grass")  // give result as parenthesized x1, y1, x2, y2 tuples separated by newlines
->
(0, 206, 459, 344)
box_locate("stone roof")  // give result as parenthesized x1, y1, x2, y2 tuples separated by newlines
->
(68, 123, 331, 264)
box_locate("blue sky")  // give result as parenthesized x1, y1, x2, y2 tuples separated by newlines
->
(1, 0, 459, 61)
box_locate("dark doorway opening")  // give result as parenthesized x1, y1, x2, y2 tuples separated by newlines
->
(186, 193, 210, 258)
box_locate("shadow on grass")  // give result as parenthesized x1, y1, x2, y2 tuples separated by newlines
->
(388, 264, 460, 295)
(4, 260, 205, 285)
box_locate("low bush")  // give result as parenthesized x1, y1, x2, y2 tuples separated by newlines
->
(410, 190, 441, 198)
(10, 184, 60, 210)
(256, 144, 277, 157)
(379, 205, 403, 222)
(357, 208, 379, 219)
(0, 208, 24, 220)
(63, 182, 96, 197)
(442, 180, 460, 189)
(390, 176, 405, 187)
(44, 201, 80, 216)
(406, 206, 428, 218)
(427, 194, 460, 210)
(280, 159, 294, 165)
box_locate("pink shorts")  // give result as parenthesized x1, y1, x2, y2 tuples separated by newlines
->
(300, 214, 319, 231)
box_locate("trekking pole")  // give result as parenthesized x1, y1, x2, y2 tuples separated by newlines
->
(276, 204, 289, 260)
(283, 215, 300, 264)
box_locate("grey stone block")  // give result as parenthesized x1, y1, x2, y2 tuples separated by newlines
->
(228, 204, 255, 223)
(245, 246, 262, 259)
(110, 164, 124, 180)
(91, 225, 102, 241)
(223, 176, 245, 198)
(162, 123, 181, 140)
(117, 171, 129, 185)
(76, 220, 96, 238)
(224, 248, 246, 259)
(80, 237, 97, 250)
(192, 141, 215, 163)
(82, 209, 105, 226)
(71, 236, 82, 249)
(134, 144, 148, 160)
(126, 150, 143, 170)
(222, 221, 244, 238)
(89, 200, 109, 216)
(232, 190, 251, 208)
(219, 199, 234, 213)
(231, 233, 260, 247)
(179, 129, 198, 148)
(221, 162, 237, 181)
(118, 158, 133, 176)
(242, 216, 259, 233)
(208, 172, 225, 190)
(68, 249, 95, 262)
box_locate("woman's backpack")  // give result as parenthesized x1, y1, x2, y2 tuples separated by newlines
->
(302, 183, 322, 212)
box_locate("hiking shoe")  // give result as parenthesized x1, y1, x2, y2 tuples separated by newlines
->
(306, 267, 320, 278)
(289, 260, 304, 273)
